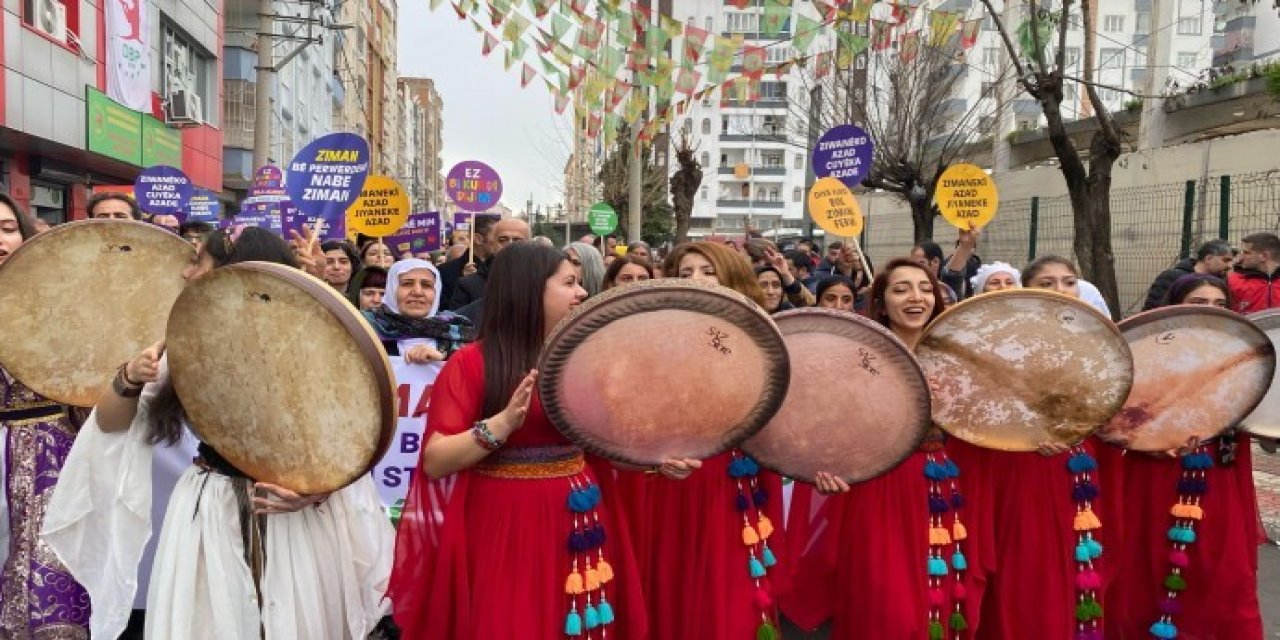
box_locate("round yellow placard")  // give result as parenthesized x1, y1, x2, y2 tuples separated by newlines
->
(935, 163, 998, 230)
(346, 175, 410, 237)
(807, 177, 864, 238)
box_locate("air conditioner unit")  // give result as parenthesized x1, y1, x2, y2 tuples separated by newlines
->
(168, 90, 203, 125)
(36, 0, 67, 42)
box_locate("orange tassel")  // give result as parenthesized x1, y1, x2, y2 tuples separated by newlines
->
(1171, 503, 1189, 518)
(757, 515, 775, 539)
(742, 524, 760, 546)
(564, 570, 584, 595)
(1073, 508, 1101, 531)
(929, 527, 952, 546)
(585, 567, 601, 591)
(596, 558, 615, 583)
(1178, 503, 1203, 520)
(952, 521, 968, 541)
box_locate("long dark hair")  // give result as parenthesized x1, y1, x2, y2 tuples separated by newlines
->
(0, 194, 37, 240)
(479, 242, 567, 417)
(148, 227, 300, 444)
(864, 258, 947, 330)
(1163, 273, 1231, 308)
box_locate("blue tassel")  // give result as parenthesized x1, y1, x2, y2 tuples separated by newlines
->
(761, 545, 778, 567)
(584, 523, 606, 549)
(950, 493, 965, 509)
(1182, 453, 1213, 470)
(928, 495, 949, 514)
(1167, 527, 1196, 544)
(924, 461, 948, 481)
(1068, 452, 1098, 473)
(1085, 537, 1104, 559)
(951, 551, 968, 571)
(735, 493, 751, 511)
(927, 557, 949, 576)
(753, 488, 769, 507)
(568, 531, 589, 553)
(1075, 543, 1092, 563)
(942, 459, 960, 478)
(1149, 620, 1178, 638)
(742, 456, 760, 475)
(568, 491, 590, 513)
(586, 484, 602, 506)
(749, 556, 767, 578)
(729, 459, 748, 478)
(597, 599, 615, 625)
(565, 610, 583, 636)
(1073, 480, 1100, 501)
(584, 604, 600, 629)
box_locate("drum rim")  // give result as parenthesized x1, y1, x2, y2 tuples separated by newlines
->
(538, 279, 791, 465)
(1248, 307, 1280, 329)
(167, 261, 396, 493)
(743, 307, 930, 483)
(0, 219, 194, 406)
(1242, 309, 1280, 436)
(1103, 303, 1277, 450)
(916, 288, 1134, 451)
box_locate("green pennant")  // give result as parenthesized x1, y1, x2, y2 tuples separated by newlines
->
(762, 0, 790, 36)
(836, 30, 869, 67)
(502, 12, 530, 42)
(553, 40, 574, 66)
(599, 46, 625, 76)
(540, 54, 562, 76)
(707, 35, 738, 84)
(794, 14, 821, 53)
(510, 37, 529, 60)
(491, 0, 513, 20)
(655, 58, 675, 104)
(551, 12, 572, 40)
(644, 23, 671, 59)
(612, 10, 635, 48)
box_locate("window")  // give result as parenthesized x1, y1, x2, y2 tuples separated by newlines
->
(1133, 45, 1147, 67)
(162, 21, 215, 123)
(702, 97, 713, 107)
(1176, 51, 1199, 70)
(720, 117, 729, 134)
(1063, 82, 1077, 101)
(1098, 87, 1119, 102)
(1099, 48, 1123, 70)
(700, 152, 710, 168)
(705, 17, 713, 32)
(1177, 15, 1201, 35)
(792, 187, 802, 202)
(701, 118, 711, 135)
(726, 12, 758, 34)
(794, 154, 803, 169)
(700, 186, 709, 200)
(1065, 47, 1081, 67)
(982, 47, 1000, 66)
(856, 54, 867, 70)
(1103, 15, 1124, 32)
(1135, 12, 1150, 35)
(760, 81, 787, 100)
(762, 152, 783, 167)
(720, 153, 728, 166)
(766, 47, 792, 64)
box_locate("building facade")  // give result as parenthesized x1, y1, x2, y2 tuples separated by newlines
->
(1, 0, 223, 222)
(398, 76, 444, 211)
(333, 0, 398, 175)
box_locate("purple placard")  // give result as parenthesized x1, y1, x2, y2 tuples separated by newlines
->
(384, 212, 442, 257)
(282, 201, 344, 240)
(134, 165, 194, 215)
(186, 188, 223, 223)
(224, 199, 284, 234)
(445, 161, 503, 212)
(812, 124, 874, 187)
(247, 165, 288, 202)
(450, 211, 502, 232)
(285, 133, 370, 228)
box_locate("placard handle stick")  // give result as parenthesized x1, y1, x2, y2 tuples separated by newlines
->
(851, 236, 873, 282)
(467, 212, 476, 266)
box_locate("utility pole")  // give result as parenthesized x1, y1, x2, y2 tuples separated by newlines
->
(252, 0, 274, 170)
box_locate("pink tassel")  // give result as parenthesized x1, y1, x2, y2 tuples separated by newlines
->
(952, 582, 967, 600)
(1169, 549, 1190, 568)
(1076, 569, 1101, 590)
(928, 588, 945, 607)
(753, 587, 774, 611)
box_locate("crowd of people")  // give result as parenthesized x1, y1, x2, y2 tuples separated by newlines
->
(0, 192, 1277, 640)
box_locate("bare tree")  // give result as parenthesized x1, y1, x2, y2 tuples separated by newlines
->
(792, 22, 1010, 242)
(980, 0, 1124, 316)
(598, 124, 673, 243)
(669, 125, 703, 244)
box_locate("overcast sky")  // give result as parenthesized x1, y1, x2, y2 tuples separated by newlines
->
(398, 4, 573, 214)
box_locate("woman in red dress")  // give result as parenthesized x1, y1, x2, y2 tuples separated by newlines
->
(388, 242, 648, 639)
(1104, 274, 1266, 639)
(783, 258, 987, 639)
(624, 241, 787, 640)
(959, 256, 1113, 640)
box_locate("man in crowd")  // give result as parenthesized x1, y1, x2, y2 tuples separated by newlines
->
(439, 214, 500, 306)
(1229, 232, 1280, 314)
(627, 241, 651, 261)
(87, 193, 140, 220)
(1141, 239, 1235, 310)
(449, 217, 531, 319)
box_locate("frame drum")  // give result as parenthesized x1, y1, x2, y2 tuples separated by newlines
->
(0, 220, 192, 406)
(1239, 309, 1280, 438)
(166, 262, 395, 494)
(538, 279, 789, 466)
(916, 289, 1134, 452)
(1098, 306, 1273, 451)
(742, 308, 930, 483)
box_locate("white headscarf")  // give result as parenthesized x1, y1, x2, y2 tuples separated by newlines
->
(384, 259, 442, 317)
(1077, 279, 1112, 318)
(970, 261, 1022, 294)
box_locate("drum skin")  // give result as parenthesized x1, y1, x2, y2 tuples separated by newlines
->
(166, 262, 395, 494)
(538, 279, 789, 466)
(0, 220, 193, 406)
(916, 289, 1134, 452)
(742, 308, 930, 483)
(1232, 309, 1280, 439)
(1098, 306, 1273, 451)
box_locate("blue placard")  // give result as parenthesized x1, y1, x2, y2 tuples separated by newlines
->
(285, 133, 370, 234)
(186, 188, 223, 223)
(812, 124, 874, 187)
(134, 165, 194, 216)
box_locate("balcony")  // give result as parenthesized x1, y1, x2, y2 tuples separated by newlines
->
(721, 98, 789, 109)
(717, 166, 787, 176)
(719, 132, 788, 143)
(716, 199, 787, 210)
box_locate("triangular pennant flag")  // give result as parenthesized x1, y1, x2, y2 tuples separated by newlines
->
(929, 10, 961, 46)
(630, 1, 651, 32)
(728, 0, 749, 9)
(540, 54, 561, 76)
(836, 32, 869, 68)
(645, 22, 671, 59)
(481, 31, 500, 56)
(654, 57, 674, 104)
(520, 63, 536, 87)
(530, 0, 553, 18)
(810, 0, 837, 21)
(683, 24, 710, 67)
(551, 12, 572, 40)
(600, 46, 625, 76)
(607, 81, 630, 111)
(762, 0, 789, 36)
(623, 89, 647, 123)
(676, 66, 702, 95)
(502, 13, 530, 42)
(535, 28, 555, 53)
(660, 14, 683, 39)
(794, 15, 821, 54)
(901, 31, 920, 62)
(429, 0, 446, 9)
(742, 45, 766, 79)
(603, 113, 622, 148)
(872, 19, 893, 51)
(577, 18, 604, 50)
(627, 43, 651, 72)
(510, 37, 529, 60)
(488, 0, 511, 28)
(451, 1, 467, 19)
(846, 0, 873, 22)
(816, 50, 833, 78)
(568, 0, 588, 17)
(959, 19, 982, 50)
(504, 46, 519, 70)
(554, 90, 570, 114)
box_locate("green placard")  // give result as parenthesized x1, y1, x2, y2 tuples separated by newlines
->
(142, 116, 183, 167)
(86, 87, 143, 165)
(588, 201, 617, 235)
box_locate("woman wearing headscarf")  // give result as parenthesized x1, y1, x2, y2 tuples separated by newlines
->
(969, 262, 1021, 295)
(0, 195, 91, 638)
(564, 242, 606, 298)
(362, 259, 475, 363)
(1104, 274, 1265, 639)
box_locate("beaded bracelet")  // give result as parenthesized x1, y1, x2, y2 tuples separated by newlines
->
(111, 363, 144, 398)
(471, 420, 504, 451)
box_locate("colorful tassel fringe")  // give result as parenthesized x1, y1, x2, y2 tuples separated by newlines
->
(564, 477, 613, 638)
(924, 449, 968, 637)
(1146, 443, 1213, 639)
(1068, 446, 1104, 638)
(731, 451, 779, 635)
